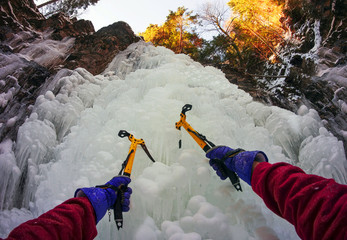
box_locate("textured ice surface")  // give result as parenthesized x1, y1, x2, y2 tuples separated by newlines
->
(0, 42, 346, 239)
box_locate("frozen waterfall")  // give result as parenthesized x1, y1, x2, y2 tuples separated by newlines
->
(0, 41, 346, 239)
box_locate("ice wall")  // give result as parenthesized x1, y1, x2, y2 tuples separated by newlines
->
(0, 41, 346, 239)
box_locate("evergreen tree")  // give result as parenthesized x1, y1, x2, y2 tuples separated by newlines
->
(197, 35, 233, 67)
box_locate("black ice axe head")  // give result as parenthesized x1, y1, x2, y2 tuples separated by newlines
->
(118, 130, 130, 138)
(181, 104, 192, 115)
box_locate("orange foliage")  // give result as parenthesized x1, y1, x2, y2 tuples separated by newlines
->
(228, 0, 285, 59)
(140, 7, 202, 56)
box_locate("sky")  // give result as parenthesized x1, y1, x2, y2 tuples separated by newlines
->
(35, 0, 230, 39)
(78, 0, 230, 36)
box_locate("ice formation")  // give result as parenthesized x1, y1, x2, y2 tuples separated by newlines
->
(0, 41, 346, 239)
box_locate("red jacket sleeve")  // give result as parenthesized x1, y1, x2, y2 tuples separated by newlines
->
(3, 197, 97, 240)
(252, 162, 347, 240)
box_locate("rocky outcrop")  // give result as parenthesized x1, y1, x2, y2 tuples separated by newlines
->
(0, 0, 141, 146)
(0, 0, 44, 40)
(0, 48, 51, 142)
(66, 21, 142, 75)
(283, 0, 346, 50)
(227, 0, 347, 155)
(31, 12, 95, 40)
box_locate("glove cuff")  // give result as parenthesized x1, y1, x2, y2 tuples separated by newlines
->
(75, 187, 116, 223)
(227, 151, 268, 186)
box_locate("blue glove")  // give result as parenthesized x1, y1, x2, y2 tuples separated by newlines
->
(74, 176, 132, 223)
(206, 146, 268, 186)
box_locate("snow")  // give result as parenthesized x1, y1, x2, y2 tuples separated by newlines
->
(6, 116, 18, 127)
(316, 47, 347, 87)
(0, 87, 16, 108)
(259, 19, 347, 102)
(298, 128, 347, 182)
(0, 53, 27, 81)
(5, 31, 75, 69)
(17, 37, 75, 68)
(0, 140, 20, 211)
(0, 41, 346, 239)
(319, 65, 347, 87)
(309, 20, 322, 54)
(13, 115, 58, 208)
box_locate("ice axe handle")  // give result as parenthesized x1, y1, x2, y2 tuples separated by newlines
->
(212, 159, 242, 192)
(114, 184, 127, 230)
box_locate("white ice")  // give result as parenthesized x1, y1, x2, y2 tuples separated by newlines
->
(5, 31, 75, 69)
(0, 42, 346, 239)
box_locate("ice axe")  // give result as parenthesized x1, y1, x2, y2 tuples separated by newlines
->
(175, 104, 242, 192)
(109, 130, 155, 230)
(117, 130, 155, 177)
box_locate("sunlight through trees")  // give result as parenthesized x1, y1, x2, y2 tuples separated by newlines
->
(227, 0, 285, 60)
(141, 1, 286, 72)
(140, 7, 202, 57)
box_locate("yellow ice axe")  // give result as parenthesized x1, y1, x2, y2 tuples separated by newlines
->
(118, 130, 155, 176)
(175, 104, 215, 152)
(175, 104, 242, 191)
(111, 130, 155, 230)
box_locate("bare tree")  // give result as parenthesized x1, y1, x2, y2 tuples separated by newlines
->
(199, 2, 243, 65)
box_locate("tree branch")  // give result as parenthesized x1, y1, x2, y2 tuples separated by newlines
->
(37, 0, 59, 8)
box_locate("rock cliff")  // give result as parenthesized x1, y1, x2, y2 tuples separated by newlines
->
(225, 0, 347, 155)
(0, 0, 141, 146)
